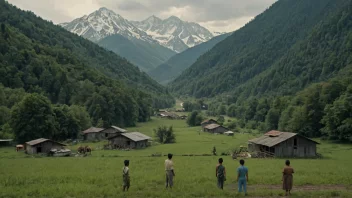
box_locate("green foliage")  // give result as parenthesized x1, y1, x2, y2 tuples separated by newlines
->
(216, 116, 225, 126)
(0, 0, 175, 140)
(98, 35, 176, 72)
(148, 33, 230, 84)
(10, 93, 56, 143)
(153, 126, 176, 144)
(186, 111, 203, 126)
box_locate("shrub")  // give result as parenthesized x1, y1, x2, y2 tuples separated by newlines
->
(154, 126, 176, 144)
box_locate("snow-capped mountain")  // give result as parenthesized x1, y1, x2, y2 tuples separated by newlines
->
(60, 7, 155, 43)
(61, 8, 218, 52)
(132, 16, 214, 52)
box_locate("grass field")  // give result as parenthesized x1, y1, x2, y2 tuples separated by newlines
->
(0, 118, 352, 197)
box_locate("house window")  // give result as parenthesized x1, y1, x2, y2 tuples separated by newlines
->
(105, 133, 108, 138)
(294, 138, 298, 149)
(37, 147, 42, 153)
(127, 141, 131, 146)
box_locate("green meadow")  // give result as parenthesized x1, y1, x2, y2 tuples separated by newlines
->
(1, 118, 352, 198)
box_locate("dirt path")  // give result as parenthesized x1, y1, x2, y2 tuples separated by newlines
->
(228, 184, 351, 191)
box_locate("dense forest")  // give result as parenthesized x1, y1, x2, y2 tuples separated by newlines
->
(169, 0, 347, 98)
(98, 34, 176, 72)
(0, 0, 174, 142)
(180, 0, 352, 142)
(148, 33, 231, 85)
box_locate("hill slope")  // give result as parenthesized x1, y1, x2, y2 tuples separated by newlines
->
(148, 33, 231, 85)
(98, 34, 176, 72)
(169, 0, 346, 98)
(0, 0, 174, 128)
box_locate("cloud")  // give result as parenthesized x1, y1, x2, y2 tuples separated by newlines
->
(7, 0, 277, 32)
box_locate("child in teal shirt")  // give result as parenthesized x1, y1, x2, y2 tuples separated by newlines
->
(237, 159, 248, 195)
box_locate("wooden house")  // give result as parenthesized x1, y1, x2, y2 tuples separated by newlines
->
(82, 127, 105, 141)
(160, 112, 179, 119)
(248, 130, 319, 157)
(203, 124, 229, 134)
(201, 119, 218, 128)
(108, 132, 151, 149)
(100, 126, 127, 139)
(25, 138, 66, 154)
(0, 139, 13, 147)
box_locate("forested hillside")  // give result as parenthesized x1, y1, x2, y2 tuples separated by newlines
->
(98, 34, 176, 72)
(180, 0, 352, 142)
(169, 0, 345, 98)
(0, 0, 174, 142)
(148, 33, 231, 85)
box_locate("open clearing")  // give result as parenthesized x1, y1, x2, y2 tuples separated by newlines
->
(0, 118, 352, 198)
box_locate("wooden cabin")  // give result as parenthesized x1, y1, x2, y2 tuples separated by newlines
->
(248, 130, 319, 157)
(201, 119, 218, 128)
(108, 132, 151, 149)
(100, 126, 127, 139)
(82, 127, 105, 141)
(25, 138, 66, 154)
(203, 124, 229, 134)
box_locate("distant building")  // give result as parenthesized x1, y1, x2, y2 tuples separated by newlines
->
(160, 112, 179, 119)
(248, 130, 319, 157)
(82, 127, 105, 141)
(203, 124, 229, 134)
(0, 139, 13, 147)
(108, 132, 151, 149)
(25, 138, 66, 154)
(201, 119, 218, 128)
(101, 126, 127, 139)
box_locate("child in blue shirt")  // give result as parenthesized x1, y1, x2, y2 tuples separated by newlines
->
(237, 159, 248, 195)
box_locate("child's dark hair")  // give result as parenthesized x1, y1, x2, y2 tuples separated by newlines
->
(168, 153, 173, 159)
(240, 159, 245, 165)
(124, 160, 129, 166)
(285, 160, 290, 166)
(218, 158, 223, 163)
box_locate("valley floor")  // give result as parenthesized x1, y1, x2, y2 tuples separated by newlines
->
(0, 118, 351, 197)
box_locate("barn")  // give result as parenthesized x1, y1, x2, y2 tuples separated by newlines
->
(82, 127, 105, 141)
(203, 124, 229, 134)
(201, 119, 218, 128)
(248, 130, 319, 157)
(25, 138, 66, 154)
(101, 126, 127, 139)
(108, 132, 151, 149)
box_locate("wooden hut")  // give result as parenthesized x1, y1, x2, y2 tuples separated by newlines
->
(82, 127, 105, 141)
(201, 119, 218, 128)
(25, 138, 66, 154)
(248, 130, 319, 157)
(203, 124, 229, 134)
(100, 126, 127, 139)
(108, 132, 151, 149)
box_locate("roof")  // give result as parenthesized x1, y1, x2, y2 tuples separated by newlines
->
(25, 138, 66, 146)
(201, 119, 217, 124)
(109, 132, 151, 142)
(248, 131, 319, 147)
(204, 124, 227, 130)
(103, 126, 127, 133)
(224, 131, 234, 134)
(82, 127, 104, 134)
(0, 139, 13, 142)
(160, 112, 179, 118)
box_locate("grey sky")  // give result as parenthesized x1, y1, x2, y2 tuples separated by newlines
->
(7, 0, 277, 32)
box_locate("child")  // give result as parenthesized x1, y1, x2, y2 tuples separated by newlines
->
(216, 158, 226, 189)
(122, 160, 130, 191)
(237, 159, 248, 195)
(282, 160, 294, 196)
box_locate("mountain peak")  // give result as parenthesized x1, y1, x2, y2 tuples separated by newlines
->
(167, 15, 182, 22)
(145, 15, 162, 23)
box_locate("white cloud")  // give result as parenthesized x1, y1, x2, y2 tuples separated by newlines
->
(7, 0, 277, 32)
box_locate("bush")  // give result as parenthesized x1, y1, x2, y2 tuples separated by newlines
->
(187, 111, 203, 126)
(154, 126, 176, 144)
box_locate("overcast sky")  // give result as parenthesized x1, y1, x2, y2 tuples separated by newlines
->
(7, 0, 277, 32)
